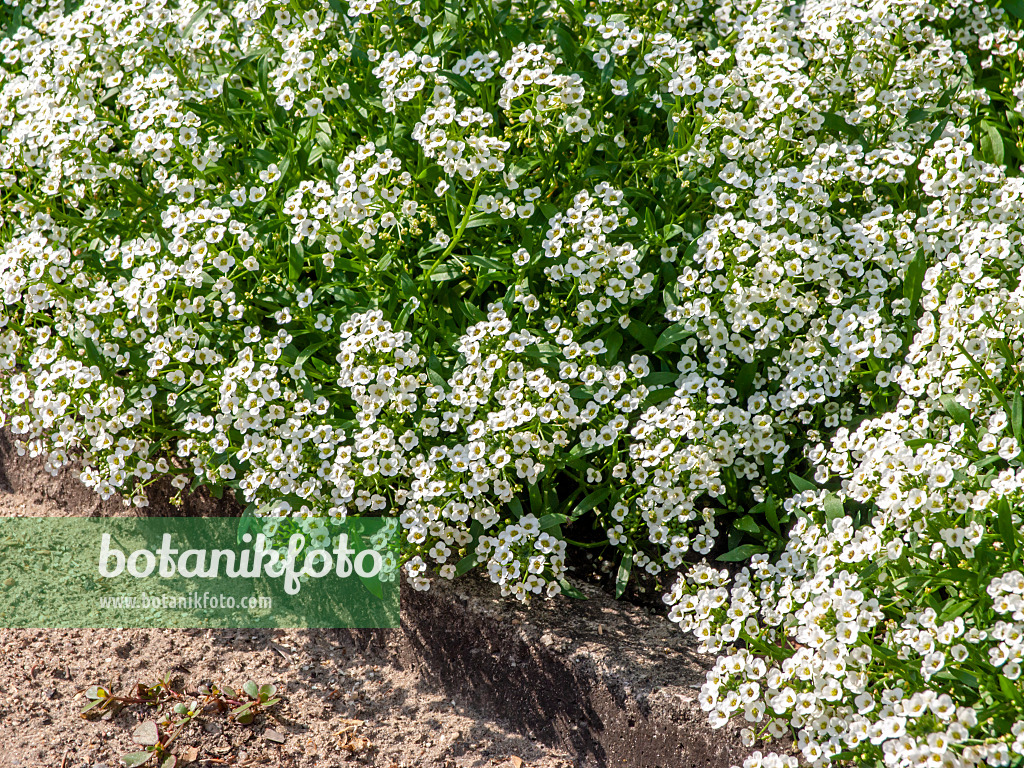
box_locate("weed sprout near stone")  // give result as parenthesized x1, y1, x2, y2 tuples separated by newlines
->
(3, 0, 1024, 766)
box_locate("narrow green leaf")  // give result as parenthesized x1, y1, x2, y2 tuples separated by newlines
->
(120, 752, 153, 768)
(558, 578, 587, 599)
(653, 322, 692, 353)
(939, 394, 975, 436)
(288, 242, 304, 283)
(733, 516, 761, 535)
(436, 70, 476, 100)
(903, 248, 927, 306)
(821, 112, 860, 140)
(764, 495, 781, 536)
(454, 553, 477, 577)
(980, 120, 1005, 166)
(1012, 391, 1022, 444)
(999, 499, 1017, 557)
(509, 497, 524, 518)
(626, 319, 658, 351)
(734, 362, 757, 400)
(445, 191, 458, 232)
(1000, 674, 1023, 705)
(789, 472, 816, 493)
(604, 330, 623, 365)
(615, 552, 633, 599)
(717, 544, 767, 562)
(180, 2, 213, 37)
(939, 598, 974, 622)
(1005, 0, 1024, 19)
(81, 697, 106, 714)
(528, 481, 544, 516)
(641, 387, 677, 408)
(537, 513, 568, 530)
(823, 493, 845, 525)
(568, 488, 611, 522)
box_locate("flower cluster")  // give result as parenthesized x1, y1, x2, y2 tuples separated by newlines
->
(4, 0, 1024, 765)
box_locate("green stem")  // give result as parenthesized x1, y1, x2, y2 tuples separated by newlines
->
(423, 175, 483, 281)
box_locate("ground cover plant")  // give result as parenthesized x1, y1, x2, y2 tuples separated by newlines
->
(2, 0, 1024, 766)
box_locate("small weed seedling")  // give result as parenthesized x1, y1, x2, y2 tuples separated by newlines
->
(81, 674, 281, 767)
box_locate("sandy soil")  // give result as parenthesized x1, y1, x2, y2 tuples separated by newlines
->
(0, 625, 571, 768)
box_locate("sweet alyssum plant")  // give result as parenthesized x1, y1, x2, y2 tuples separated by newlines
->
(3, 0, 1024, 765)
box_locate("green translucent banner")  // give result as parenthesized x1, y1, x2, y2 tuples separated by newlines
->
(0, 517, 400, 628)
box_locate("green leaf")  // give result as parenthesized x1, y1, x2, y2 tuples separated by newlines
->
(764, 495, 781, 535)
(461, 252, 507, 274)
(717, 544, 767, 562)
(947, 668, 979, 689)
(823, 493, 845, 525)
(939, 394, 975, 436)
(626, 319, 658, 351)
(567, 441, 600, 460)
(437, 70, 476, 100)
(821, 112, 861, 141)
(999, 498, 1018, 557)
(454, 553, 478, 577)
(568, 487, 611, 522)
(641, 387, 678, 408)
(733, 516, 761, 535)
(1000, 674, 1023, 705)
(644, 371, 680, 387)
(528, 480, 544, 516)
(558, 578, 587, 599)
(1012, 391, 1022, 444)
(288, 241, 304, 283)
(81, 697, 107, 714)
(734, 361, 757, 400)
(1005, 0, 1024, 19)
(537, 513, 568, 531)
(120, 752, 153, 768)
(499, 497, 520, 522)
(939, 598, 975, 622)
(653, 322, 692, 353)
(132, 721, 160, 746)
(243, 680, 260, 700)
(445, 191, 459, 232)
(980, 120, 1005, 166)
(258, 684, 277, 699)
(905, 107, 937, 124)
(180, 2, 213, 37)
(644, 208, 657, 238)
(604, 330, 623, 365)
(428, 264, 462, 282)
(903, 248, 927, 308)
(552, 20, 578, 61)
(615, 552, 633, 599)
(789, 472, 816, 493)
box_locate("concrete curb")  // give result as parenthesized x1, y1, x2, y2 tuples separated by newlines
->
(396, 574, 747, 768)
